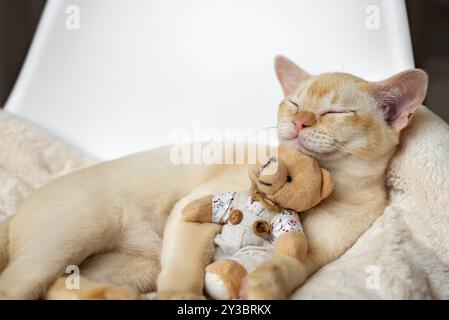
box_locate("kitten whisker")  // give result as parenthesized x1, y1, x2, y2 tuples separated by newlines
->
(317, 130, 368, 159)
(325, 141, 368, 160)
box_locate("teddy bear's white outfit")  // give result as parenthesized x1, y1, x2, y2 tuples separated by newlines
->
(210, 190, 303, 272)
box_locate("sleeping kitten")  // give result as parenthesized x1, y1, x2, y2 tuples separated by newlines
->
(0, 56, 427, 300)
(238, 56, 428, 299)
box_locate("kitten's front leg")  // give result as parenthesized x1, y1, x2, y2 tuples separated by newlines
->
(156, 194, 221, 299)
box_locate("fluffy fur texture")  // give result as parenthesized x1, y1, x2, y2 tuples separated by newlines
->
(0, 56, 434, 300)
(0, 111, 93, 218)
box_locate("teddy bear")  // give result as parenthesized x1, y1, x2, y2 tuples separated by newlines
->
(182, 148, 334, 300)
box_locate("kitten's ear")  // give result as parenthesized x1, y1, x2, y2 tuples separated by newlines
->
(370, 69, 428, 133)
(274, 55, 310, 96)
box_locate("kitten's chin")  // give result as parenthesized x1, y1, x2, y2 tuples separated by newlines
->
(279, 138, 319, 158)
(279, 138, 340, 163)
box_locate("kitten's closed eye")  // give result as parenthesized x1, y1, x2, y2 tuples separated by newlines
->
(288, 100, 299, 107)
(321, 110, 355, 116)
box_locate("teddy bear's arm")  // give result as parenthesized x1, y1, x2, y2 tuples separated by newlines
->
(182, 195, 214, 223)
(182, 192, 239, 225)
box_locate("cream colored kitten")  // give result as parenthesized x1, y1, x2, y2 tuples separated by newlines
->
(158, 56, 428, 299)
(239, 56, 428, 299)
(0, 56, 427, 300)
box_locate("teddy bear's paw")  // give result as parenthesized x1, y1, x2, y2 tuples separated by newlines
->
(205, 272, 233, 300)
(239, 261, 287, 300)
(205, 260, 247, 300)
(154, 291, 206, 300)
(46, 277, 140, 300)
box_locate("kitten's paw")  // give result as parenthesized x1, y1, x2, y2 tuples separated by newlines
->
(239, 261, 287, 300)
(81, 285, 140, 300)
(46, 277, 140, 300)
(154, 291, 206, 300)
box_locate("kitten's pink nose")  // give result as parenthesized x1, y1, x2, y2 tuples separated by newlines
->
(294, 111, 317, 132)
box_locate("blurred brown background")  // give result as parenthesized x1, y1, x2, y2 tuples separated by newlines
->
(0, 0, 46, 107)
(0, 0, 448, 121)
(407, 0, 449, 121)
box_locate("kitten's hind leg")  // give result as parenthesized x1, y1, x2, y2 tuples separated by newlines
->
(0, 208, 124, 299)
(81, 251, 161, 293)
(46, 252, 161, 300)
(0, 246, 87, 299)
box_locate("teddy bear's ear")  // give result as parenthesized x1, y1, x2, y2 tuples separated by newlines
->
(320, 168, 334, 199)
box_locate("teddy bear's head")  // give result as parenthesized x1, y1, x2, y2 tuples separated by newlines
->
(248, 147, 333, 212)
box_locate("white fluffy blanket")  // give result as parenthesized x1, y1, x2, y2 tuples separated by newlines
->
(0, 111, 93, 219)
(1, 107, 448, 299)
